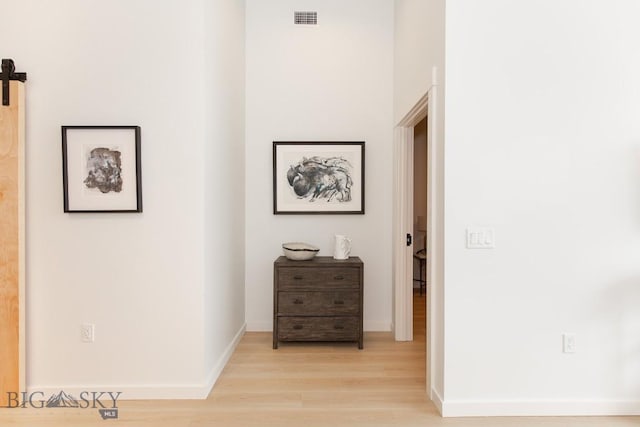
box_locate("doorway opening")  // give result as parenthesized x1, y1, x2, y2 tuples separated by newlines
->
(412, 116, 428, 341)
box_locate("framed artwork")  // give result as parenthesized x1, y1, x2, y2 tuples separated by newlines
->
(273, 141, 365, 214)
(62, 126, 142, 213)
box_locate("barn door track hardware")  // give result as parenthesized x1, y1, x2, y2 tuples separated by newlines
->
(1, 59, 27, 106)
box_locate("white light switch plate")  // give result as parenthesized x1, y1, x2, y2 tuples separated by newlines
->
(466, 228, 495, 249)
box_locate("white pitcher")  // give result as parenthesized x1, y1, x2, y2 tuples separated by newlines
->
(333, 235, 352, 260)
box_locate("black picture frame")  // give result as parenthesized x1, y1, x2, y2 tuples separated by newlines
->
(62, 126, 142, 213)
(273, 141, 365, 214)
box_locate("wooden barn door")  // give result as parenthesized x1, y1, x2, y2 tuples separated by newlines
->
(0, 71, 26, 407)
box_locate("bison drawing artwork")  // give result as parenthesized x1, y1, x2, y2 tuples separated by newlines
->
(84, 147, 123, 193)
(286, 156, 353, 203)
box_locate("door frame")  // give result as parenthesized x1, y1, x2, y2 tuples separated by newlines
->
(393, 85, 438, 396)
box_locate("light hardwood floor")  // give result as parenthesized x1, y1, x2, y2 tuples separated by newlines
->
(1, 291, 638, 426)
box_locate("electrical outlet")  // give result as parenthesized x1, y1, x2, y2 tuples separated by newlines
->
(563, 333, 575, 353)
(81, 323, 95, 343)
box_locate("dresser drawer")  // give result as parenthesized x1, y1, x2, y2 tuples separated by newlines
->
(278, 267, 360, 290)
(278, 317, 359, 342)
(278, 291, 359, 316)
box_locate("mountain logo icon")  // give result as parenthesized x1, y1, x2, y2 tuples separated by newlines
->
(45, 391, 80, 408)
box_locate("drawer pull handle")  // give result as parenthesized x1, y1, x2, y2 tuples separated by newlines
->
(293, 275, 304, 280)
(293, 299, 304, 305)
(334, 325, 345, 330)
(334, 300, 344, 305)
(334, 275, 344, 280)
(293, 325, 303, 330)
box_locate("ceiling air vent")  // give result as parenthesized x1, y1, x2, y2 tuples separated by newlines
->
(294, 11, 318, 25)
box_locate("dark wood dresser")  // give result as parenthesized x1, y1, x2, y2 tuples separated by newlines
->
(273, 256, 363, 349)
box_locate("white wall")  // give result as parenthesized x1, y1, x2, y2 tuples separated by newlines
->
(443, 0, 640, 416)
(394, 0, 446, 405)
(245, 0, 394, 332)
(203, 0, 247, 392)
(394, 0, 445, 124)
(1, 0, 245, 399)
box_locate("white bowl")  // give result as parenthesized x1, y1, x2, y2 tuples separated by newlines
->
(282, 242, 319, 261)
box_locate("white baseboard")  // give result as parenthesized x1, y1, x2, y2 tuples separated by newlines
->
(28, 324, 247, 401)
(202, 323, 246, 397)
(431, 387, 444, 415)
(364, 321, 392, 332)
(245, 321, 272, 332)
(28, 383, 205, 401)
(440, 398, 640, 417)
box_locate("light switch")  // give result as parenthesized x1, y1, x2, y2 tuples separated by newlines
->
(466, 227, 495, 249)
